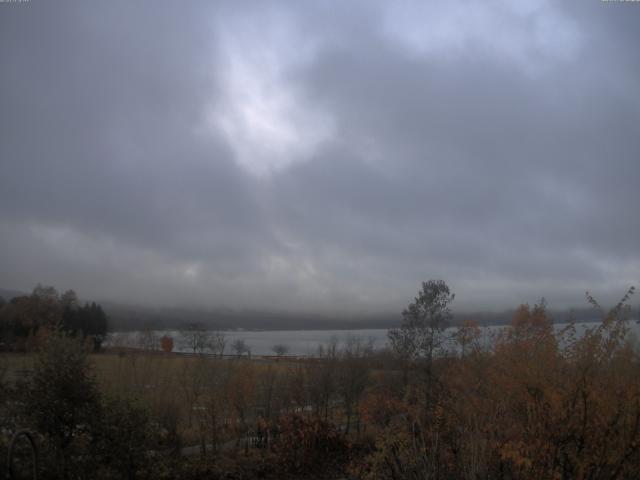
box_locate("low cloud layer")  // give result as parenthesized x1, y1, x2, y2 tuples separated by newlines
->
(1, 1, 638, 315)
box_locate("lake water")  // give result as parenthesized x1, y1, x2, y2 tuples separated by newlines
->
(108, 319, 640, 356)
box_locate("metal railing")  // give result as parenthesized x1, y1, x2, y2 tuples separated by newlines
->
(6, 429, 37, 480)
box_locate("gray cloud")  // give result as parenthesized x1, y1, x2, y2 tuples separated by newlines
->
(1, 0, 638, 316)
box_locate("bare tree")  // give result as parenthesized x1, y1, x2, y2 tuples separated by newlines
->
(201, 360, 230, 454)
(208, 331, 227, 357)
(272, 343, 289, 356)
(338, 336, 373, 433)
(453, 319, 481, 358)
(179, 322, 212, 354)
(231, 338, 250, 357)
(137, 326, 159, 351)
(178, 356, 208, 427)
(308, 338, 340, 421)
(259, 365, 279, 420)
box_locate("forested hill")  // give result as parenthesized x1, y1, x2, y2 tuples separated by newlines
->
(102, 302, 398, 331)
(0, 285, 620, 332)
(103, 302, 609, 332)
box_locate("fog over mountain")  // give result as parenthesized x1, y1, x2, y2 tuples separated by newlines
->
(1, 1, 638, 318)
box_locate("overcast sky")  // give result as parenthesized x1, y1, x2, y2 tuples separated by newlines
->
(1, 0, 638, 315)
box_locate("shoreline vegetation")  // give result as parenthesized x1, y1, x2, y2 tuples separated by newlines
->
(1, 281, 640, 479)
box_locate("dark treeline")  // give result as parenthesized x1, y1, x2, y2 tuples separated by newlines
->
(0, 284, 108, 352)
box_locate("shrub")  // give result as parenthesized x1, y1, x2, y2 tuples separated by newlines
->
(270, 413, 350, 475)
(23, 331, 101, 478)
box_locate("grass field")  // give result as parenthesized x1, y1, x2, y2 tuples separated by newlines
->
(2, 349, 311, 447)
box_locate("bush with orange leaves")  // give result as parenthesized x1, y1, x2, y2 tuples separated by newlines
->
(160, 334, 174, 353)
(359, 391, 407, 428)
(269, 413, 351, 475)
(356, 287, 640, 480)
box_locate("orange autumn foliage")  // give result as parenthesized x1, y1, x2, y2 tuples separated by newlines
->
(160, 335, 174, 353)
(361, 291, 640, 480)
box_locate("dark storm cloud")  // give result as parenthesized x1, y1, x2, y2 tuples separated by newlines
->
(1, 0, 638, 314)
